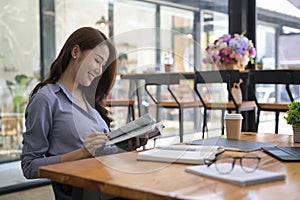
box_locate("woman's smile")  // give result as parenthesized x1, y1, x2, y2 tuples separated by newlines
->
(88, 71, 96, 81)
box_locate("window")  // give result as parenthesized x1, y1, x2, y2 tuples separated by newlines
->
(114, 0, 156, 73)
(0, 0, 40, 189)
(55, 0, 109, 51)
(160, 6, 194, 72)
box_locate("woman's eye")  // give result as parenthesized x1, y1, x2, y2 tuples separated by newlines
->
(95, 58, 100, 63)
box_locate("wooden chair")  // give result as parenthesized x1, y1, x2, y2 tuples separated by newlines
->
(194, 70, 256, 138)
(249, 70, 295, 133)
(104, 99, 135, 122)
(144, 73, 202, 142)
(104, 76, 135, 124)
(0, 114, 23, 149)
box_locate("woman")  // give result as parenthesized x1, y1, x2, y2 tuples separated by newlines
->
(21, 27, 146, 199)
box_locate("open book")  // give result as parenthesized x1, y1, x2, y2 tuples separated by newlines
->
(137, 145, 225, 164)
(106, 114, 163, 146)
(186, 164, 286, 186)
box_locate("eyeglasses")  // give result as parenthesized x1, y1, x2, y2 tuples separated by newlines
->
(204, 154, 261, 174)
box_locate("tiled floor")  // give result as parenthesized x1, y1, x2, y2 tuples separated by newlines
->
(0, 185, 54, 200)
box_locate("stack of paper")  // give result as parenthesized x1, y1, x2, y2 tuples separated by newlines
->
(186, 163, 285, 186)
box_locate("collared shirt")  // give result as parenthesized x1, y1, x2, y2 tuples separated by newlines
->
(21, 81, 111, 179)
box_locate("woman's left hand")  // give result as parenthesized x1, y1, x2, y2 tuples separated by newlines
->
(127, 134, 149, 151)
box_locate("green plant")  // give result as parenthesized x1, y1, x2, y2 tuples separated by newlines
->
(285, 101, 300, 126)
(6, 74, 32, 113)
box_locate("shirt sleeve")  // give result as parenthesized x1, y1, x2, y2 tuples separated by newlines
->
(21, 93, 61, 179)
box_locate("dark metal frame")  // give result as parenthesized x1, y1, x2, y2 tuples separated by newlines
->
(249, 70, 296, 133)
(194, 70, 256, 138)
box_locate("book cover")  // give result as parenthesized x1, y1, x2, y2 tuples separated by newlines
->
(185, 163, 286, 186)
(106, 122, 163, 145)
(137, 145, 224, 164)
(108, 113, 156, 140)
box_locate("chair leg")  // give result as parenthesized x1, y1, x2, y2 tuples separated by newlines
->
(221, 110, 225, 135)
(275, 111, 279, 134)
(256, 109, 261, 132)
(126, 106, 130, 123)
(131, 105, 135, 120)
(156, 106, 160, 125)
(179, 107, 183, 143)
(202, 108, 207, 139)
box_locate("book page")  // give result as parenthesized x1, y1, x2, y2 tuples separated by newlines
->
(109, 113, 156, 139)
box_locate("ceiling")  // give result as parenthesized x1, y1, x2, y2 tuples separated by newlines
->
(161, 0, 300, 30)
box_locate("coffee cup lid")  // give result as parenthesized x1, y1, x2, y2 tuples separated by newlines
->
(224, 113, 243, 120)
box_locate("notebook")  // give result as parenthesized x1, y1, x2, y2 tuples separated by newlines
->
(186, 163, 286, 186)
(187, 138, 276, 152)
(261, 146, 300, 162)
(137, 145, 225, 164)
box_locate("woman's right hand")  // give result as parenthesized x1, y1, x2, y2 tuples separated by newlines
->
(84, 132, 108, 156)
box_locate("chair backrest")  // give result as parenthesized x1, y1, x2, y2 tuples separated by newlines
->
(144, 73, 184, 104)
(290, 70, 300, 101)
(194, 70, 241, 105)
(290, 70, 300, 85)
(250, 70, 292, 84)
(145, 73, 181, 85)
(249, 70, 294, 102)
(194, 70, 240, 85)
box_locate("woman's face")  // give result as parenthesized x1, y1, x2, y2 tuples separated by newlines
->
(76, 44, 110, 87)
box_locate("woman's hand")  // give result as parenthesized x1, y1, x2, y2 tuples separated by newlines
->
(84, 132, 108, 156)
(127, 134, 149, 151)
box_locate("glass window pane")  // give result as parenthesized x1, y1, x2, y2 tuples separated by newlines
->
(0, 0, 40, 188)
(201, 10, 228, 71)
(55, 0, 109, 52)
(114, 0, 156, 73)
(0, 0, 39, 113)
(256, 25, 276, 70)
(161, 6, 194, 72)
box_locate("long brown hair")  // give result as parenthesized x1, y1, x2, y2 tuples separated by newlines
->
(31, 27, 117, 126)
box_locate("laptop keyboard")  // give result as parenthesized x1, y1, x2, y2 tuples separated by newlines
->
(277, 147, 300, 158)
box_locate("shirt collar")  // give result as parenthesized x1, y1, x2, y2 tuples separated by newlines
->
(55, 81, 101, 123)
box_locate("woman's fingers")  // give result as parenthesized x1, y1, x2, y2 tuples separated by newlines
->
(84, 132, 108, 156)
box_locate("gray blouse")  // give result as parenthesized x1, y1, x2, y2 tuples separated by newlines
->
(21, 81, 115, 179)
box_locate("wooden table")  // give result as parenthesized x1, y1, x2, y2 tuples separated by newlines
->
(39, 132, 300, 199)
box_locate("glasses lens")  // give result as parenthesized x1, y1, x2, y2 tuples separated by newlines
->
(241, 154, 260, 173)
(215, 156, 234, 174)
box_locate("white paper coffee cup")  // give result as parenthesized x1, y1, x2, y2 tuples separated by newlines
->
(224, 114, 243, 140)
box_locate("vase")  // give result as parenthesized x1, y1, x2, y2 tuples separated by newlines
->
(257, 63, 263, 70)
(292, 125, 300, 143)
(223, 62, 245, 70)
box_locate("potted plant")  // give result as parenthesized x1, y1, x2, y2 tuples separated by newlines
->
(6, 74, 31, 113)
(284, 101, 300, 142)
(256, 56, 264, 70)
